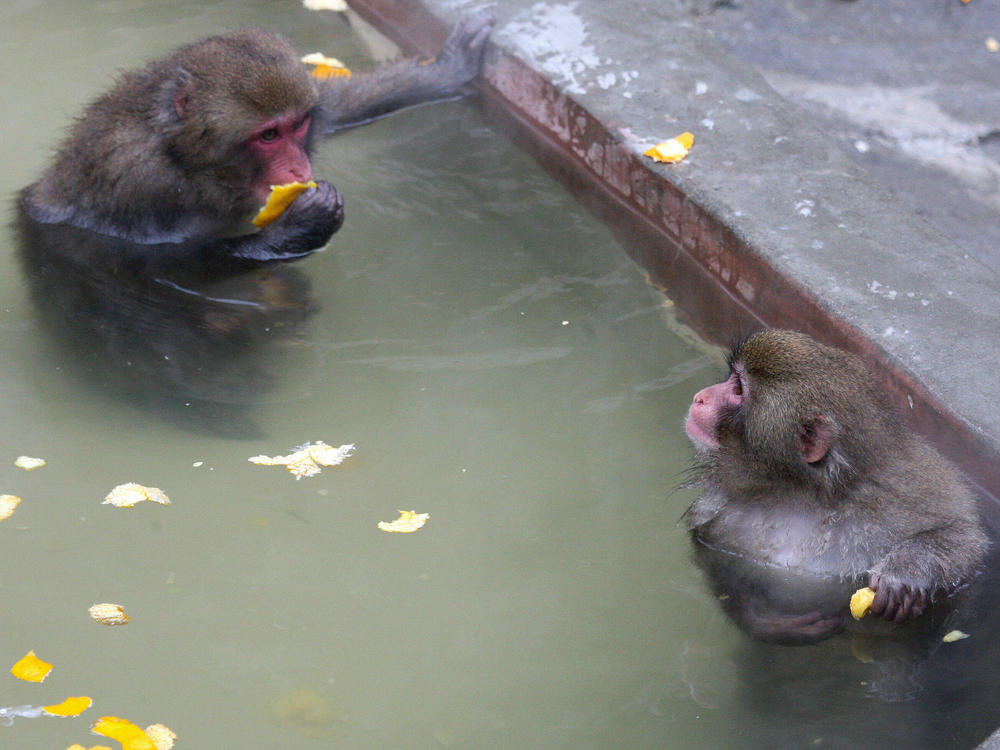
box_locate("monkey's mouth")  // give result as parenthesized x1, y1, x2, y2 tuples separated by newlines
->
(684, 415, 718, 451)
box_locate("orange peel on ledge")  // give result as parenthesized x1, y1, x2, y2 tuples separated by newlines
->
(643, 132, 694, 164)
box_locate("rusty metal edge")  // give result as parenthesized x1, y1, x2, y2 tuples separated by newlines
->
(343, 0, 1000, 504)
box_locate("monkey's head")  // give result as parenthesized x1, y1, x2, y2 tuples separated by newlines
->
(685, 330, 901, 494)
(156, 29, 320, 209)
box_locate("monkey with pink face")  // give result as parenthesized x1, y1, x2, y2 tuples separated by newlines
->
(683, 330, 988, 643)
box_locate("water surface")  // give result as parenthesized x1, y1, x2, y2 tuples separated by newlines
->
(3, 3, 999, 750)
(0, 3, 728, 748)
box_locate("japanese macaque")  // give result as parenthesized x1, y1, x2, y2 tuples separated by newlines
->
(20, 12, 494, 269)
(16, 13, 494, 427)
(683, 329, 988, 644)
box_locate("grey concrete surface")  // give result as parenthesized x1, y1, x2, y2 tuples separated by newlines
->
(696, 0, 1000, 276)
(390, 0, 1000, 492)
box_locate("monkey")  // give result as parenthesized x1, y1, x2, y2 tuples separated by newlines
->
(20, 12, 494, 269)
(682, 329, 988, 644)
(15, 13, 494, 427)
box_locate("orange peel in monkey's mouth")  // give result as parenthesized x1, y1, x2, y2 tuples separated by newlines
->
(252, 181, 318, 228)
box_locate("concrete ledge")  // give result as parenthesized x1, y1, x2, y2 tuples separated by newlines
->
(345, 0, 1000, 501)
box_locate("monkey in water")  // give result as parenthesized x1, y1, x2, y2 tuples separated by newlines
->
(683, 330, 988, 643)
(20, 12, 495, 274)
(15, 14, 494, 423)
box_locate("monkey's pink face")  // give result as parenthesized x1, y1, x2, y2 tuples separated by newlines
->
(246, 112, 314, 203)
(685, 371, 746, 451)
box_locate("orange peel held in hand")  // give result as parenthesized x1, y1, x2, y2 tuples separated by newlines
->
(252, 181, 319, 227)
(850, 586, 876, 620)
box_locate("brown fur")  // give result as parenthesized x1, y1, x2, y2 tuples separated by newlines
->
(685, 330, 988, 625)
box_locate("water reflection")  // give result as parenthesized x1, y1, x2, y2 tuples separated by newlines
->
(691, 528, 1000, 747)
(16, 206, 315, 434)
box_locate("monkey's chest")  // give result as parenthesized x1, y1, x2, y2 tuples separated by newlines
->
(693, 500, 862, 577)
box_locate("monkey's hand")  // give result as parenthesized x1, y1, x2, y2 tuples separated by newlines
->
(241, 181, 345, 262)
(432, 10, 496, 94)
(867, 572, 931, 623)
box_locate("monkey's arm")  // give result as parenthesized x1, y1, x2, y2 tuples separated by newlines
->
(145, 182, 344, 278)
(867, 519, 985, 623)
(314, 10, 495, 133)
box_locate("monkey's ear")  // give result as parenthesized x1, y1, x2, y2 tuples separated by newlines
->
(798, 415, 834, 464)
(154, 69, 194, 125)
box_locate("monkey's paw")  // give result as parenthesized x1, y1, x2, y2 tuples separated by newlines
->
(867, 573, 930, 623)
(436, 10, 496, 90)
(268, 180, 344, 254)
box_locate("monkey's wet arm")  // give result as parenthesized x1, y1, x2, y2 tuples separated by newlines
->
(865, 524, 973, 623)
(144, 181, 344, 277)
(314, 10, 495, 133)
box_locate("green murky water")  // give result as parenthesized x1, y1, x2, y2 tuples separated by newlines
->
(0, 3, 731, 747)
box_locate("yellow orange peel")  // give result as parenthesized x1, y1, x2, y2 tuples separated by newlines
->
(103, 483, 170, 508)
(249, 441, 355, 479)
(14, 455, 46, 470)
(145, 723, 177, 750)
(252, 181, 318, 227)
(850, 586, 876, 620)
(91, 716, 157, 750)
(301, 52, 352, 79)
(0, 494, 21, 521)
(377, 509, 429, 533)
(643, 132, 694, 164)
(44, 696, 93, 717)
(89, 603, 131, 626)
(11, 650, 53, 682)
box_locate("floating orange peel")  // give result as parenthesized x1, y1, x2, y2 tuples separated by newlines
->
(144, 723, 177, 750)
(377, 509, 429, 533)
(301, 52, 352, 79)
(44, 696, 93, 717)
(91, 716, 157, 750)
(11, 650, 53, 682)
(89, 603, 131, 626)
(850, 586, 876, 620)
(249, 441, 355, 479)
(102, 483, 170, 508)
(14, 455, 46, 470)
(643, 132, 694, 164)
(252, 181, 319, 227)
(0, 494, 21, 521)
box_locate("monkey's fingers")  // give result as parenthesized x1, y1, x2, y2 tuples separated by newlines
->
(438, 10, 496, 83)
(445, 9, 496, 53)
(868, 574, 890, 616)
(894, 587, 915, 623)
